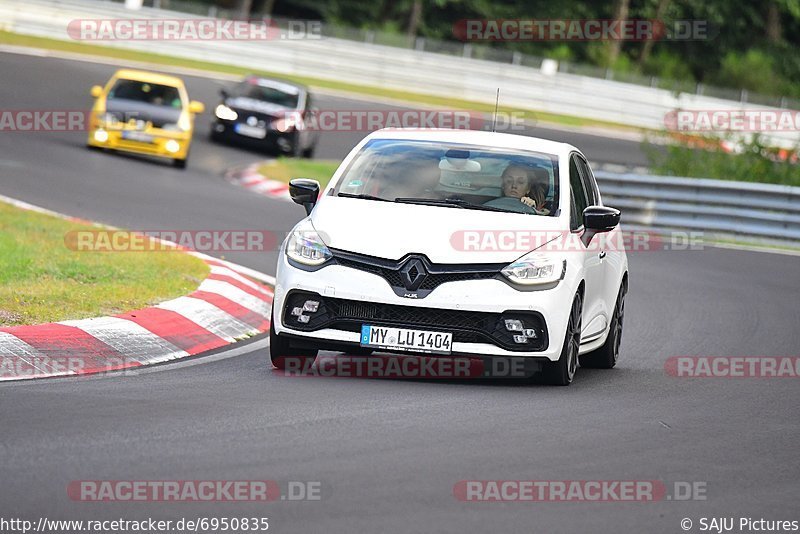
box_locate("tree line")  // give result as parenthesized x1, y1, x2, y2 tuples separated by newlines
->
(207, 0, 800, 98)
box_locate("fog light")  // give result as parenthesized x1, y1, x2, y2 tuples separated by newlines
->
(93, 129, 108, 143)
(524, 329, 537, 338)
(297, 315, 310, 324)
(165, 140, 181, 154)
(303, 300, 319, 312)
(505, 319, 523, 332)
(513, 335, 527, 344)
(291, 307, 304, 317)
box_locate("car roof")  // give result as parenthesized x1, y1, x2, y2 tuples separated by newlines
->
(363, 128, 578, 157)
(242, 75, 308, 93)
(112, 69, 186, 88)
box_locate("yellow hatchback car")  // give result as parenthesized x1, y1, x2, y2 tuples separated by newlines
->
(87, 69, 204, 169)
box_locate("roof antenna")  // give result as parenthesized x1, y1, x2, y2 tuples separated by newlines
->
(491, 88, 500, 132)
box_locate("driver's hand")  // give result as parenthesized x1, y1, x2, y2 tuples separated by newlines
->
(520, 196, 536, 207)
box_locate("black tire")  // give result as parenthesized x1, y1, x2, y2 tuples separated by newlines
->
(269, 312, 318, 370)
(541, 292, 582, 386)
(172, 157, 187, 169)
(87, 144, 101, 151)
(301, 143, 316, 159)
(290, 135, 303, 158)
(580, 280, 627, 369)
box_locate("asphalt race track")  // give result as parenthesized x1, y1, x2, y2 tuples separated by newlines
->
(1, 50, 799, 534)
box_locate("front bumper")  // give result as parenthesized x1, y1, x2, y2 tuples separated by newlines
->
(87, 127, 191, 160)
(212, 120, 297, 153)
(274, 253, 575, 362)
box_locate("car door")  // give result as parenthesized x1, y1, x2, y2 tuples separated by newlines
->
(578, 154, 624, 320)
(569, 153, 607, 342)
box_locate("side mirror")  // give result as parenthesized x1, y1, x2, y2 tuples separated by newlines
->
(289, 178, 320, 215)
(219, 88, 229, 99)
(583, 205, 620, 232)
(188, 101, 205, 114)
(90, 85, 103, 98)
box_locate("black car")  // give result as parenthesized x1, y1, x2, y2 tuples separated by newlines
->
(211, 75, 318, 158)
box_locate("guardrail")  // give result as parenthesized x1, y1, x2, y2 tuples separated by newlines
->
(2, 0, 799, 151)
(2, 0, 798, 245)
(595, 172, 800, 243)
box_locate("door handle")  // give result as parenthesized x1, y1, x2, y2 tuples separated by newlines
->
(599, 251, 607, 259)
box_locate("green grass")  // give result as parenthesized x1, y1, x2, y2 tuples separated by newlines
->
(644, 134, 800, 187)
(0, 30, 638, 132)
(258, 158, 341, 189)
(0, 201, 209, 326)
(707, 236, 800, 253)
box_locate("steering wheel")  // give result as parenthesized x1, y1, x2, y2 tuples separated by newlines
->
(483, 196, 539, 214)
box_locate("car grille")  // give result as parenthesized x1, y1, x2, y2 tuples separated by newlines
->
(230, 109, 276, 127)
(283, 290, 548, 352)
(331, 249, 504, 293)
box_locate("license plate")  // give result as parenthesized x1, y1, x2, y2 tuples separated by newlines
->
(234, 123, 267, 139)
(121, 131, 154, 143)
(360, 325, 452, 355)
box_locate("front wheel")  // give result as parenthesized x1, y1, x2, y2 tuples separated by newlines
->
(269, 313, 318, 370)
(301, 142, 316, 159)
(172, 157, 187, 169)
(580, 280, 627, 369)
(541, 292, 582, 386)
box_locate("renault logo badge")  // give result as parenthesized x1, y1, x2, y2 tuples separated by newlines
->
(400, 258, 427, 291)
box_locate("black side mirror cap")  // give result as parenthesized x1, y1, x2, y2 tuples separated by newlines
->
(289, 178, 320, 215)
(219, 88, 229, 99)
(583, 205, 620, 232)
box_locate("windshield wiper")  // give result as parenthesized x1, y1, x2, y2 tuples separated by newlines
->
(337, 192, 391, 202)
(394, 197, 509, 212)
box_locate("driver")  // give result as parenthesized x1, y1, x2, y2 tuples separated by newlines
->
(483, 164, 547, 214)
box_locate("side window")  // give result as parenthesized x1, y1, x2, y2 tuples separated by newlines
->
(577, 156, 600, 206)
(569, 155, 588, 230)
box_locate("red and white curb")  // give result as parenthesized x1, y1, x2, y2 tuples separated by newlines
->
(0, 194, 276, 382)
(225, 162, 292, 202)
(225, 162, 326, 203)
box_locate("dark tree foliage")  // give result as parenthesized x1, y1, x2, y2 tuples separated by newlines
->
(224, 0, 800, 96)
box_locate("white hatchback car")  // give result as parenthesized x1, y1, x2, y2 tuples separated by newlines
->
(271, 129, 628, 385)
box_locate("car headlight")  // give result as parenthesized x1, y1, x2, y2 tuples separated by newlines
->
(501, 252, 565, 286)
(162, 116, 191, 132)
(214, 104, 238, 121)
(272, 115, 300, 132)
(286, 224, 332, 266)
(101, 113, 120, 127)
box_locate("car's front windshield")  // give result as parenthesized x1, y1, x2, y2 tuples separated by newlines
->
(333, 139, 560, 216)
(107, 79, 182, 109)
(232, 79, 300, 109)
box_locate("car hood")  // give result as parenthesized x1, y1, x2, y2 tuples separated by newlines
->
(105, 99, 183, 128)
(225, 97, 293, 117)
(310, 196, 568, 264)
